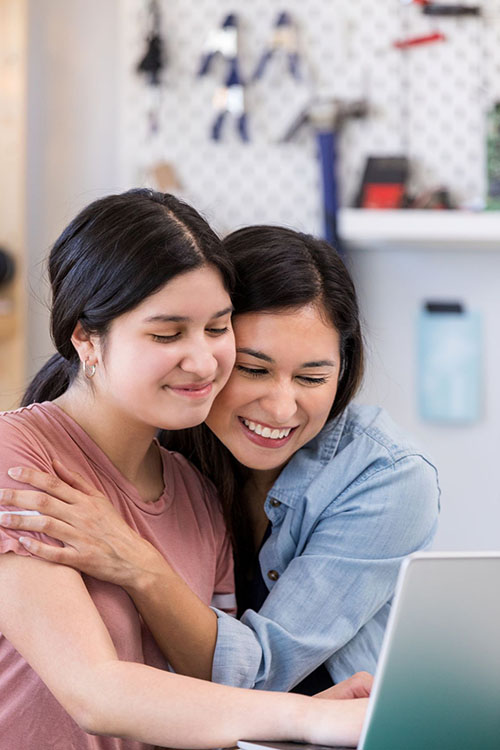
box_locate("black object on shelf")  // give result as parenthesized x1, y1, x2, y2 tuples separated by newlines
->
(0, 247, 15, 286)
(355, 156, 409, 209)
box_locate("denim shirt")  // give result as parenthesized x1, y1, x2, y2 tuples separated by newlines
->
(211, 403, 440, 690)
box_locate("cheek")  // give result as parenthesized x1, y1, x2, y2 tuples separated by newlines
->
(207, 377, 247, 429)
(218, 336, 237, 377)
(307, 386, 339, 426)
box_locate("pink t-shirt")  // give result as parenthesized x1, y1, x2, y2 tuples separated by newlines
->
(0, 402, 235, 750)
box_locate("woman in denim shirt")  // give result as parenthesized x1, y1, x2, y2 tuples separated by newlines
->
(1, 226, 440, 694)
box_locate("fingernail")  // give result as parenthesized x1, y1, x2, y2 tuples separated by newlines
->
(0, 489, 12, 501)
(7, 468, 22, 479)
(19, 537, 32, 548)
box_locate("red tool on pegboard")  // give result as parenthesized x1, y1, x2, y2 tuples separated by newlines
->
(394, 31, 446, 49)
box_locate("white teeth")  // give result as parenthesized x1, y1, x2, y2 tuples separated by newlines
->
(242, 419, 292, 440)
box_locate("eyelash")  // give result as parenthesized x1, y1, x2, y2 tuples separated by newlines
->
(236, 365, 328, 385)
(152, 327, 229, 343)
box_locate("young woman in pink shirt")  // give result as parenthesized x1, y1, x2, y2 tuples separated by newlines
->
(0, 189, 368, 750)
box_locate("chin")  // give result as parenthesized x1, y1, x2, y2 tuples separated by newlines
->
(156, 408, 213, 432)
(235, 451, 286, 472)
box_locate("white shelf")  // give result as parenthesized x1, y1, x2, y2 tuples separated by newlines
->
(339, 209, 500, 249)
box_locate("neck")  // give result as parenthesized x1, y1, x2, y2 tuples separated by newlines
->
(54, 386, 157, 487)
(245, 467, 281, 506)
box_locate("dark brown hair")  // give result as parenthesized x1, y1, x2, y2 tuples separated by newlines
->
(22, 189, 233, 405)
(163, 226, 364, 608)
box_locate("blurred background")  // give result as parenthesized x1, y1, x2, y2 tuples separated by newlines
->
(1, 0, 499, 551)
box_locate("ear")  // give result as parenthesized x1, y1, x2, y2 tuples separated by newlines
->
(71, 321, 99, 366)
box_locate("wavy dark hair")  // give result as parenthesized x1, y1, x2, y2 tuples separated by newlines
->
(22, 189, 234, 405)
(163, 226, 364, 609)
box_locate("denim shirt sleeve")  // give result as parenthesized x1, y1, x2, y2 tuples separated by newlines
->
(211, 452, 439, 691)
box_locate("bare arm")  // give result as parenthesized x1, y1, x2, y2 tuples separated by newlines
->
(0, 552, 366, 748)
(0, 462, 221, 679)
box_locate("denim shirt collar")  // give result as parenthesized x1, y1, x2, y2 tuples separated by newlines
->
(265, 409, 348, 512)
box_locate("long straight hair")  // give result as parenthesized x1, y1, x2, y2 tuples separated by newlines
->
(22, 189, 234, 406)
(163, 226, 364, 608)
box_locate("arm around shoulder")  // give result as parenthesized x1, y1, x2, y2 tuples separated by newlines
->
(0, 552, 365, 747)
(211, 453, 440, 691)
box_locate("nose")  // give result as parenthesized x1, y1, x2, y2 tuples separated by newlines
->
(180, 340, 218, 381)
(259, 381, 298, 425)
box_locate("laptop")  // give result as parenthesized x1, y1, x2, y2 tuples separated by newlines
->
(238, 552, 500, 750)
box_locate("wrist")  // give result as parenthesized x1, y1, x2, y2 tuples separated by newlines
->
(306, 696, 367, 747)
(122, 539, 172, 598)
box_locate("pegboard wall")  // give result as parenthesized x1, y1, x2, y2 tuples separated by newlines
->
(118, 0, 500, 236)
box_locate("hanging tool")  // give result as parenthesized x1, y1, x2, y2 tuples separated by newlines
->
(198, 14, 249, 142)
(282, 99, 368, 252)
(211, 58, 249, 142)
(198, 14, 238, 76)
(136, 0, 165, 85)
(422, 4, 481, 16)
(401, 0, 481, 14)
(136, 0, 166, 134)
(252, 11, 301, 82)
(394, 31, 446, 48)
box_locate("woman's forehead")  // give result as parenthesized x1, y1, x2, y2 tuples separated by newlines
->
(233, 307, 340, 359)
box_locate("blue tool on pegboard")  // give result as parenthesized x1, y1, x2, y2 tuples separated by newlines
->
(282, 99, 368, 253)
(198, 14, 249, 142)
(211, 59, 249, 142)
(252, 11, 301, 82)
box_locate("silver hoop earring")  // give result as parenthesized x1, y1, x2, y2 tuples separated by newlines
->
(83, 360, 96, 379)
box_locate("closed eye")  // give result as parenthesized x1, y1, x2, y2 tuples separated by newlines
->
(206, 326, 230, 336)
(235, 365, 268, 377)
(297, 375, 329, 385)
(152, 333, 180, 343)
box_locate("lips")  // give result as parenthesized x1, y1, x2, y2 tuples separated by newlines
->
(238, 417, 298, 448)
(166, 382, 214, 399)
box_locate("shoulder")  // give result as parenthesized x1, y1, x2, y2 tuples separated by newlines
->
(337, 403, 431, 464)
(284, 403, 439, 511)
(159, 447, 222, 518)
(0, 403, 55, 480)
(0, 402, 50, 447)
(317, 404, 439, 510)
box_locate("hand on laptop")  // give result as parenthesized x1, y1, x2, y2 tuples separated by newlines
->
(313, 671, 373, 700)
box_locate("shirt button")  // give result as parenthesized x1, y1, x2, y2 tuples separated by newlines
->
(270, 498, 281, 507)
(267, 570, 280, 581)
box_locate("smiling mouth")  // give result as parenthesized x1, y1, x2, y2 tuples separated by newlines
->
(238, 417, 298, 446)
(166, 382, 214, 399)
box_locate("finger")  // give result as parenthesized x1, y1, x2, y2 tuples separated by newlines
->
(352, 671, 373, 696)
(0, 511, 80, 544)
(0, 488, 73, 520)
(52, 459, 97, 495)
(7, 466, 87, 504)
(18, 535, 78, 566)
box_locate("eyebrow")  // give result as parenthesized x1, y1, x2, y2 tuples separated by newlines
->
(144, 306, 233, 324)
(236, 348, 336, 368)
